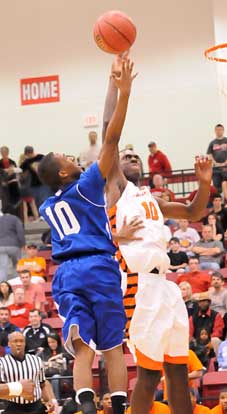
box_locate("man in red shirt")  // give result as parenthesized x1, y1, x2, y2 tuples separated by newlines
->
(177, 256, 211, 294)
(189, 292, 224, 356)
(8, 287, 33, 329)
(147, 141, 172, 175)
(150, 174, 175, 201)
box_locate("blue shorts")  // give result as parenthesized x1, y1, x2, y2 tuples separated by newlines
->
(52, 254, 126, 356)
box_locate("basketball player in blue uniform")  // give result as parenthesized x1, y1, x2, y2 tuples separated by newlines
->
(38, 59, 137, 414)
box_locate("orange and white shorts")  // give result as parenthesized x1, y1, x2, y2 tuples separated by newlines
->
(129, 273, 189, 370)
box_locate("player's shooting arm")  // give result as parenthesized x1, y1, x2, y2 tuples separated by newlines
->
(157, 157, 212, 221)
(98, 59, 137, 180)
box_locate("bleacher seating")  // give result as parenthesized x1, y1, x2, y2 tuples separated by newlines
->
(202, 371, 227, 408)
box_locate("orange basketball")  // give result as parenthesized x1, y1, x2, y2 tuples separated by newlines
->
(93, 10, 137, 54)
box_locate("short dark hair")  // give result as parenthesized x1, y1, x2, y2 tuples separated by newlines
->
(213, 193, 222, 199)
(169, 237, 180, 244)
(211, 271, 224, 281)
(188, 256, 199, 263)
(215, 124, 224, 129)
(38, 152, 61, 191)
(100, 390, 111, 401)
(29, 308, 41, 315)
(0, 307, 9, 312)
(19, 269, 31, 276)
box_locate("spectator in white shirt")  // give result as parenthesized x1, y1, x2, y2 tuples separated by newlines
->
(79, 131, 100, 169)
(210, 271, 227, 317)
(174, 219, 200, 255)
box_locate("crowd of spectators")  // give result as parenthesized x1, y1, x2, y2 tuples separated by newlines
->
(0, 125, 227, 412)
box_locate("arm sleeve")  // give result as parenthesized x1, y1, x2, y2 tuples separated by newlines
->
(214, 241, 224, 252)
(14, 217, 25, 247)
(207, 142, 213, 155)
(162, 154, 172, 172)
(212, 313, 224, 338)
(77, 162, 106, 206)
(38, 358, 46, 383)
(189, 316, 194, 337)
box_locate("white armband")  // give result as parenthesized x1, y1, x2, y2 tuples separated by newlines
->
(8, 382, 23, 396)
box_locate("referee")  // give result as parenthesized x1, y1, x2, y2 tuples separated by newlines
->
(0, 331, 56, 414)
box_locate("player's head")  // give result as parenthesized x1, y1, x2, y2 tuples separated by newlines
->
(119, 149, 141, 184)
(219, 389, 227, 412)
(215, 123, 224, 138)
(38, 152, 83, 191)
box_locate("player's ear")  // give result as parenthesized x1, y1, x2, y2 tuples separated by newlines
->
(59, 169, 68, 179)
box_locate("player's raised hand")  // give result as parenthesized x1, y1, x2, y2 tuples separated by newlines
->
(111, 51, 130, 77)
(194, 155, 213, 185)
(111, 58, 137, 95)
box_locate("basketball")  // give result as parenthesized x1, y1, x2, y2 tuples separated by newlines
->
(93, 10, 137, 54)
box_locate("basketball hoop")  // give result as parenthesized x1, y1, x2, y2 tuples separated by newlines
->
(204, 43, 227, 63)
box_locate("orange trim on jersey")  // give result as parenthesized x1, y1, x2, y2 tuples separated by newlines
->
(164, 354, 189, 365)
(136, 348, 163, 370)
(108, 204, 139, 338)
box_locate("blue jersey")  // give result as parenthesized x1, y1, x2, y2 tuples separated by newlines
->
(39, 162, 115, 261)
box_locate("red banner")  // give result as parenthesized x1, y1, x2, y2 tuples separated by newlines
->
(20, 75, 60, 105)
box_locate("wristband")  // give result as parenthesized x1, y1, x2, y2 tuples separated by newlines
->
(8, 382, 23, 396)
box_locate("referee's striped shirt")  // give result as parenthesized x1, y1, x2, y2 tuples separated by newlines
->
(0, 353, 45, 404)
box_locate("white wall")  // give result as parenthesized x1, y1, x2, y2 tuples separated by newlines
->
(213, 0, 227, 128)
(0, 0, 221, 170)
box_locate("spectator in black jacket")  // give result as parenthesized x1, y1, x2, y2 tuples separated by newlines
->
(23, 309, 52, 355)
(189, 292, 224, 356)
(190, 327, 215, 368)
(0, 307, 20, 354)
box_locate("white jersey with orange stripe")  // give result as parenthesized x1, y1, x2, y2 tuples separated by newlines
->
(116, 181, 170, 274)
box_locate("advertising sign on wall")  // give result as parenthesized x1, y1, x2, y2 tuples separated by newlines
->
(20, 75, 60, 105)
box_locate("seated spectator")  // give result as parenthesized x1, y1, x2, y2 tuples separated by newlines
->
(0, 307, 20, 353)
(205, 194, 227, 233)
(147, 141, 172, 175)
(126, 401, 170, 414)
(210, 272, 227, 317)
(189, 388, 211, 413)
(207, 213, 224, 242)
(173, 219, 200, 254)
(8, 287, 33, 329)
(217, 339, 227, 371)
(188, 184, 218, 208)
(23, 309, 52, 354)
(40, 331, 72, 400)
(167, 237, 188, 272)
(190, 328, 215, 368)
(192, 225, 224, 271)
(150, 174, 175, 201)
(189, 292, 224, 356)
(98, 392, 113, 414)
(0, 210, 25, 282)
(16, 244, 46, 283)
(179, 281, 198, 317)
(210, 389, 227, 413)
(0, 281, 14, 307)
(19, 270, 46, 312)
(177, 256, 211, 294)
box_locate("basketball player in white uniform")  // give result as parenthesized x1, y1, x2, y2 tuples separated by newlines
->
(103, 56, 213, 414)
